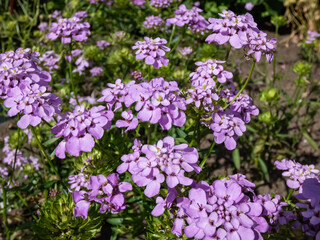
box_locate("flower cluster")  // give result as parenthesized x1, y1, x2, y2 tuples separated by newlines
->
(131, 0, 145, 6)
(40, 51, 60, 71)
(69, 94, 96, 106)
(96, 40, 110, 50)
(71, 173, 132, 219)
(0, 136, 39, 180)
(117, 137, 200, 198)
(254, 194, 295, 233)
(206, 10, 276, 62)
(275, 159, 319, 191)
(167, 4, 208, 35)
(186, 60, 258, 150)
(178, 46, 192, 56)
(152, 175, 280, 239)
(245, 2, 254, 11)
(131, 71, 143, 80)
(90, 67, 103, 76)
(1, 48, 62, 129)
(306, 30, 320, 44)
(132, 37, 170, 69)
(190, 59, 233, 86)
(209, 88, 259, 150)
(51, 105, 114, 158)
(150, 0, 172, 8)
(46, 12, 91, 43)
(294, 176, 320, 238)
(98, 78, 187, 130)
(38, 22, 48, 32)
(143, 15, 164, 30)
(90, 0, 113, 5)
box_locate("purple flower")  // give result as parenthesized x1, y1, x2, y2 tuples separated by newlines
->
(178, 46, 192, 56)
(115, 110, 139, 132)
(96, 40, 110, 50)
(51, 105, 114, 158)
(245, 3, 254, 11)
(4, 84, 62, 129)
(119, 136, 200, 198)
(131, 0, 145, 6)
(50, 10, 61, 19)
(72, 173, 132, 219)
(167, 4, 208, 35)
(131, 71, 143, 80)
(132, 37, 170, 69)
(40, 51, 60, 71)
(2, 136, 39, 176)
(152, 177, 269, 239)
(90, 67, 103, 76)
(46, 12, 91, 43)
(306, 30, 320, 44)
(99, 77, 187, 130)
(38, 22, 48, 32)
(275, 159, 319, 191)
(143, 16, 164, 30)
(150, 0, 172, 8)
(68, 173, 89, 192)
(206, 10, 276, 62)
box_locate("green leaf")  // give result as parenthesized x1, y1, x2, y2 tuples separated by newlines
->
(176, 128, 187, 138)
(232, 148, 241, 170)
(43, 180, 57, 189)
(106, 218, 123, 225)
(258, 158, 269, 182)
(43, 137, 60, 147)
(175, 138, 188, 144)
(302, 130, 319, 152)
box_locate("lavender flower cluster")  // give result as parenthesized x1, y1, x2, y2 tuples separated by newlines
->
(206, 10, 276, 62)
(143, 15, 164, 31)
(132, 37, 170, 69)
(306, 30, 320, 44)
(40, 51, 60, 71)
(98, 77, 186, 130)
(1, 48, 62, 129)
(117, 137, 200, 198)
(151, 174, 292, 239)
(69, 172, 132, 219)
(167, 4, 209, 35)
(275, 159, 319, 191)
(46, 11, 91, 44)
(51, 105, 114, 158)
(187, 59, 258, 150)
(150, 0, 172, 8)
(0, 136, 39, 180)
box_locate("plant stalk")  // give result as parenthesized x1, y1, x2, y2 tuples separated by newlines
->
(30, 127, 62, 182)
(224, 60, 256, 110)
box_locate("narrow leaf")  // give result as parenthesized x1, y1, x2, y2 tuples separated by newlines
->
(302, 130, 319, 152)
(232, 148, 241, 170)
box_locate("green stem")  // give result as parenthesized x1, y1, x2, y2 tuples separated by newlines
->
(168, 24, 176, 46)
(200, 141, 215, 168)
(286, 188, 294, 201)
(224, 45, 232, 63)
(30, 127, 62, 182)
(42, 118, 53, 128)
(1, 183, 10, 240)
(224, 60, 256, 110)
